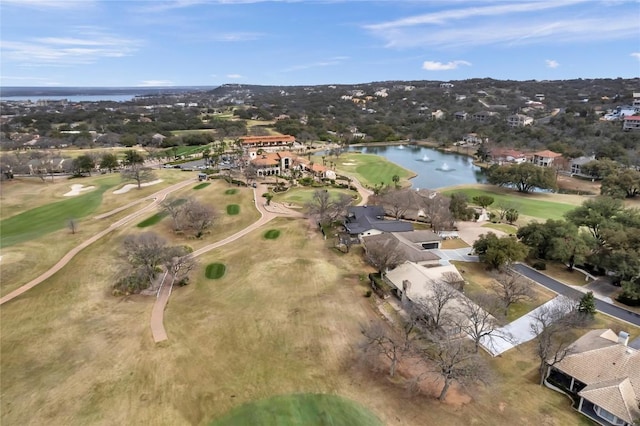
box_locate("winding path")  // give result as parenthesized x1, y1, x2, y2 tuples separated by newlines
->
(0, 178, 198, 306)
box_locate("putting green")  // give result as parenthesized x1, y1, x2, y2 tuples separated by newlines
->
(263, 229, 280, 239)
(205, 263, 226, 279)
(210, 393, 383, 426)
(226, 204, 240, 215)
(194, 182, 211, 190)
(225, 189, 238, 195)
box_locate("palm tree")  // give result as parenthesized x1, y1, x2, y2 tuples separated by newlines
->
(392, 174, 400, 188)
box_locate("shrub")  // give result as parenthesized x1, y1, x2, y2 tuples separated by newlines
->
(364, 290, 372, 298)
(264, 229, 281, 239)
(532, 261, 547, 270)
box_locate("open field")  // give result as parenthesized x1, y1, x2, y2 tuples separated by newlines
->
(210, 393, 383, 426)
(273, 187, 360, 207)
(441, 185, 586, 222)
(329, 153, 415, 188)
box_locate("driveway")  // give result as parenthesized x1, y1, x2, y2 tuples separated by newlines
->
(431, 248, 478, 263)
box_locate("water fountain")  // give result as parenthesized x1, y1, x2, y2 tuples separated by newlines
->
(422, 155, 433, 162)
(436, 162, 454, 172)
(398, 144, 405, 150)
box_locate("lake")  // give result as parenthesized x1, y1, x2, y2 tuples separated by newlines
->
(347, 144, 486, 189)
(1, 94, 137, 102)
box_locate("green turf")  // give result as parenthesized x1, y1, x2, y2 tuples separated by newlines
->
(0, 179, 116, 248)
(210, 393, 383, 426)
(263, 229, 281, 239)
(330, 153, 413, 187)
(224, 189, 238, 195)
(205, 263, 226, 279)
(194, 182, 211, 190)
(226, 204, 240, 215)
(136, 212, 169, 228)
(441, 188, 577, 221)
(273, 187, 359, 206)
(482, 223, 518, 234)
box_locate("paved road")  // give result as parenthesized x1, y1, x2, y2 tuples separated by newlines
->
(512, 263, 640, 327)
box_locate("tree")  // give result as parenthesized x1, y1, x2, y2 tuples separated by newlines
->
(487, 162, 557, 193)
(495, 201, 519, 221)
(420, 334, 488, 401)
(472, 195, 494, 208)
(100, 153, 119, 172)
(164, 246, 197, 287)
(473, 232, 528, 270)
(121, 163, 156, 189)
(577, 291, 597, 318)
(181, 198, 215, 238)
(360, 320, 416, 378)
(392, 174, 400, 188)
(306, 189, 352, 225)
(161, 197, 186, 232)
(243, 163, 258, 185)
(565, 196, 624, 245)
(530, 296, 584, 385)
(71, 154, 95, 176)
(491, 271, 533, 315)
(456, 294, 509, 353)
(68, 218, 77, 234)
(123, 149, 145, 166)
(601, 169, 640, 198)
(121, 232, 169, 290)
(365, 241, 403, 274)
(449, 192, 475, 221)
(380, 189, 410, 220)
(412, 281, 458, 333)
(504, 208, 519, 224)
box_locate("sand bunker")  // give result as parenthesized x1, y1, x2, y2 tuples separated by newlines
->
(113, 179, 163, 194)
(341, 162, 357, 166)
(64, 184, 96, 196)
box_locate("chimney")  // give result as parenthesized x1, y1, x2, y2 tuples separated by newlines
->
(618, 331, 629, 346)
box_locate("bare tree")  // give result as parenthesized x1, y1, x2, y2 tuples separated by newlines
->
(68, 218, 77, 234)
(492, 271, 533, 315)
(122, 232, 169, 289)
(121, 163, 156, 189)
(456, 294, 511, 353)
(530, 296, 584, 385)
(420, 334, 489, 401)
(360, 320, 417, 378)
(413, 281, 458, 333)
(243, 163, 258, 185)
(441, 271, 465, 292)
(306, 189, 353, 225)
(182, 198, 215, 238)
(161, 198, 186, 232)
(365, 240, 403, 274)
(422, 195, 454, 231)
(381, 189, 410, 220)
(164, 246, 197, 287)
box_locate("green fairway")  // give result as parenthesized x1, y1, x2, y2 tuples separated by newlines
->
(330, 153, 414, 187)
(0, 181, 115, 248)
(441, 187, 578, 221)
(224, 189, 238, 195)
(263, 229, 281, 239)
(226, 204, 240, 215)
(273, 187, 359, 206)
(194, 182, 211, 190)
(210, 393, 383, 426)
(205, 263, 226, 279)
(136, 212, 168, 228)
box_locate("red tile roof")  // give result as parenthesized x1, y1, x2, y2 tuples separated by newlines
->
(239, 135, 295, 144)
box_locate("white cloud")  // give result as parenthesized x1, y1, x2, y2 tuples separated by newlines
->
(209, 32, 264, 42)
(1, 0, 96, 8)
(631, 52, 640, 60)
(226, 74, 243, 79)
(283, 56, 349, 72)
(422, 60, 471, 71)
(137, 80, 174, 87)
(545, 59, 560, 68)
(0, 75, 61, 85)
(364, 1, 636, 49)
(1, 28, 141, 67)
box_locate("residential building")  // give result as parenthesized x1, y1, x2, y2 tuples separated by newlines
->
(507, 114, 534, 128)
(570, 155, 597, 176)
(531, 150, 563, 167)
(545, 329, 640, 426)
(623, 116, 640, 131)
(454, 111, 468, 121)
(488, 148, 528, 165)
(472, 111, 499, 123)
(343, 205, 413, 240)
(431, 109, 445, 120)
(362, 231, 442, 267)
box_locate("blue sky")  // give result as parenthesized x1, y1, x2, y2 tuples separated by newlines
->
(1, 0, 639, 87)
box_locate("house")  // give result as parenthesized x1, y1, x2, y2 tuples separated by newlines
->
(623, 116, 640, 131)
(531, 150, 563, 167)
(239, 135, 296, 150)
(248, 151, 294, 176)
(488, 148, 528, 165)
(454, 111, 468, 121)
(472, 111, 499, 123)
(507, 114, 534, 128)
(440, 82, 454, 89)
(343, 205, 413, 240)
(362, 231, 442, 267)
(462, 133, 483, 145)
(545, 329, 640, 426)
(369, 188, 453, 227)
(570, 155, 597, 176)
(431, 109, 445, 120)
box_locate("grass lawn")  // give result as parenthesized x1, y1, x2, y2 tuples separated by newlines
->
(0, 178, 118, 248)
(440, 238, 470, 249)
(482, 223, 518, 234)
(273, 187, 360, 208)
(205, 263, 226, 279)
(330, 153, 414, 188)
(226, 204, 240, 215)
(194, 182, 211, 190)
(136, 212, 169, 228)
(210, 393, 383, 426)
(440, 186, 582, 222)
(263, 229, 281, 239)
(224, 189, 238, 195)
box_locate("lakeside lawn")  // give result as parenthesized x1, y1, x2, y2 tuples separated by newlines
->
(441, 186, 581, 221)
(327, 152, 414, 188)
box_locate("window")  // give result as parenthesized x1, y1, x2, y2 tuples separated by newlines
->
(594, 405, 624, 425)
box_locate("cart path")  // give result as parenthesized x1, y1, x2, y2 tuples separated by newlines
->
(150, 183, 305, 342)
(0, 178, 197, 306)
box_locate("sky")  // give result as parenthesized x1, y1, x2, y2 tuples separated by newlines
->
(1, 0, 639, 87)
